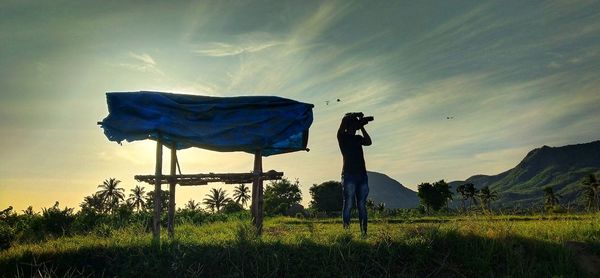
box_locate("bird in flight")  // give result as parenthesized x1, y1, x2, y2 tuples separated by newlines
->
(325, 99, 341, 105)
(446, 116, 455, 120)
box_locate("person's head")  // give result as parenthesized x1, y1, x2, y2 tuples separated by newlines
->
(342, 115, 360, 134)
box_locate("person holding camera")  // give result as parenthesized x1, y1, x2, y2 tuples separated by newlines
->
(337, 112, 373, 236)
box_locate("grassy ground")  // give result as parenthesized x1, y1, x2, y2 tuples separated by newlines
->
(1, 214, 599, 277)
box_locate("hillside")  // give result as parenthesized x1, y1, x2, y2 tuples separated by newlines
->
(367, 171, 419, 208)
(450, 140, 600, 208)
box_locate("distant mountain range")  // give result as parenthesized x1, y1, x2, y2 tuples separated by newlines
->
(449, 140, 600, 208)
(366, 171, 419, 208)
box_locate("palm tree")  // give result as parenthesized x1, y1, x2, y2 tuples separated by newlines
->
(127, 185, 146, 212)
(582, 174, 600, 211)
(465, 183, 479, 208)
(233, 184, 251, 208)
(456, 184, 467, 212)
(543, 186, 560, 210)
(96, 178, 125, 214)
(185, 199, 200, 210)
(478, 186, 498, 212)
(202, 188, 231, 213)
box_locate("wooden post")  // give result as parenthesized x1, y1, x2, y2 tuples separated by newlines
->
(251, 151, 263, 234)
(152, 140, 163, 243)
(168, 145, 177, 238)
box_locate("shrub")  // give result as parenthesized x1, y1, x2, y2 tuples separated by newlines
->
(0, 222, 15, 250)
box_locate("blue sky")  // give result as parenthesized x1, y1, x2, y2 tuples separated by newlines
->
(1, 0, 600, 210)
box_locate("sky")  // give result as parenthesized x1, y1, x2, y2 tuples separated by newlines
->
(1, 0, 600, 212)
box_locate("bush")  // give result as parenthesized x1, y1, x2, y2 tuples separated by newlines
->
(222, 202, 244, 214)
(41, 202, 75, 238)
(0, 222, 15, 250)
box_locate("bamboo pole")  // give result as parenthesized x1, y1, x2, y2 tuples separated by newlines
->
(168, 146, 176, 238)
(152, 140, 163, 243)
(251, 151, 263, 234)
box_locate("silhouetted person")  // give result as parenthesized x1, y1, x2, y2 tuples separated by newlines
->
(337, 113, 372, 236)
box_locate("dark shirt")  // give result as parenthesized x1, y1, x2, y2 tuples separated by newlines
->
(338, 133, 367, 175)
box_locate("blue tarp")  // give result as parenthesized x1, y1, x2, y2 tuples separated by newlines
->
(99, 91, 314, 156)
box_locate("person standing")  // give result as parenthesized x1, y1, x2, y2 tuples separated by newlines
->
(337, 113, 372, 236)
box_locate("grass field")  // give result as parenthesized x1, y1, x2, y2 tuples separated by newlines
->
(1, 214, 599, 277)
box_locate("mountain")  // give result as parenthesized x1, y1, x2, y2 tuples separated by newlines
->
(449, 140, 600, 208)
(367, 171, 419, 208)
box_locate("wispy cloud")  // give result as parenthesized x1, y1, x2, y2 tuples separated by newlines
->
(117, 52, 164, 76)
(195, 41, 282, 57)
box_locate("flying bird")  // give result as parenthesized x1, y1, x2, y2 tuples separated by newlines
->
(446, 116, 455, 120)
(325, 99, 341, 105)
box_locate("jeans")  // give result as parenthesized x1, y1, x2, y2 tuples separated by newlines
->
(342, 173, 369, 234)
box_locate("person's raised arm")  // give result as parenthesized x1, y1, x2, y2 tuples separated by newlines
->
(338, 116, 349, 139)
(360, 126, 372, 146)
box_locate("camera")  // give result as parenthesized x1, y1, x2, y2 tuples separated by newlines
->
(345, 112, 374, 127)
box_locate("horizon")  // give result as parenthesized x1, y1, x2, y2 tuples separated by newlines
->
(2, 1, 600, 211)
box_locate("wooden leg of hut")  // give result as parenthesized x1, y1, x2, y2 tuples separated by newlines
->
(153, 140, 163, 243)
(168, 146, 176, 238)
(252, 151, 263, 234)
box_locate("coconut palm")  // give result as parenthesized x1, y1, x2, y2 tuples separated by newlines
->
(376, 202, 385, 213)
(202, 188, 231, 213)
(543, 186, 560, 210)
(465, 183, 479, 208)
(582, 174, 600, 211)
(478, 186, 498, 212)
(127, 185, 146, 212)
(185, 199, 200, 210)
(233, 184, 251, 208)
(456, 184, 468, 212)
(96, 178, 125, 214)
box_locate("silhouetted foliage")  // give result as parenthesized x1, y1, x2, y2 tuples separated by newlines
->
(264, 178, 302, 215)
(203, 188, 231, 213)
(96, 178, 125, 214)
(478, 186, 498, 212)
(222, 202, 245, 214)
(233, 184, 251, 208)
(543, 186, 561, 211)
(418, 180, 453, 213)
(127, 185, 146, 212)
(309, 181, 342, 213)
(144, 189, 170, 212)
(581, 174, 600, 211)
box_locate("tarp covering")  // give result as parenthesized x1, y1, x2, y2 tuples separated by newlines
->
(99, 91, 314, 156)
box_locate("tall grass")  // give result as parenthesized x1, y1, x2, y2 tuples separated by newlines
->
(1, 214, 598, 277)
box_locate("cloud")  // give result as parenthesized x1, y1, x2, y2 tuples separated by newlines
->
(195, 41, 282, 57)
(116, 52, 164, 76)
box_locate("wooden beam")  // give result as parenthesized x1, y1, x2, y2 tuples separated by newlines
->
(152, 140, 163, 243)
(167, 146, 176, 238)
(134, 171, 283, 186)
(252, 151, 263, 235)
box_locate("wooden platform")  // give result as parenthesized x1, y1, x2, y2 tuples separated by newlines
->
(134, 170, 283, 186)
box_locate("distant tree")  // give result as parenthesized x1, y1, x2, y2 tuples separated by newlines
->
(96, 178, 125, 214)
(233, 184, 251, 208)
(203, 188, 231, 213)
(456, 184, 467, 211)
(464, 183, 479, 208)
(417, 182, 434, 213)
(543, 186, 561, 211)
(185, 199, 200, 211)
(581, 174, 600, 211)
(309, 181, 342, 213)
(478, 186, 498, 212)
(376, 202, 385, 213)
(127, 185, 146, 212)
(264, 178, 302, 215)
(434, 180, 453, 210)
(418, 180, 452, 213)
(80, 193, 105, 214)
(22, 206, 35, 216)
(366, 198, 376, 211)
(222, 202, 244, 214)
(144, 189, 170, 212)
